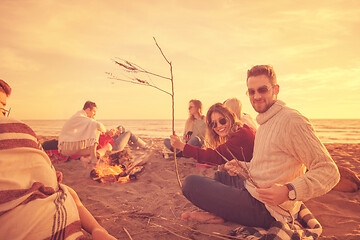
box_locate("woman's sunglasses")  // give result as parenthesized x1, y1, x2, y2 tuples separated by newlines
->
(210, 117, 227, 129)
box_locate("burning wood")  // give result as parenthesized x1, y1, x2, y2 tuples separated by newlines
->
(90, 149, 148, 184)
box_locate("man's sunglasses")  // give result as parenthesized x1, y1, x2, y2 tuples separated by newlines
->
(246, 85, 275, 96)
(0, 107, 11, 117)
(210, 117, 227, 129)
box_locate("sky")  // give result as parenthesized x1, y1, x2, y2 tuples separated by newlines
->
(1, 0, 360, 120)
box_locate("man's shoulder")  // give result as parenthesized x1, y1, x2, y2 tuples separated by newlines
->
(279, 106, 311, 128)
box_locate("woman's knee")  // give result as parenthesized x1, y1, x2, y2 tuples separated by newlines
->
(182, 175, 206, 196)
(187, 136, 202, 147)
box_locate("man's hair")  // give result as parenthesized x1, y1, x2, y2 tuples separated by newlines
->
(247, 65, 277, 85)
(0, 79, 12, 96)
(83, 101, 97, 110)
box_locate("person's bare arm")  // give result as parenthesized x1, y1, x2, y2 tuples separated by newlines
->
(67, 187, 117, 240)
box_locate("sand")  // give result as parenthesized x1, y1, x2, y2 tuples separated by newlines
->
(38, 136, 360, 240)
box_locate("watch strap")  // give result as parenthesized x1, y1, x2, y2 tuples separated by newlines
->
(285, 183, 296, 200)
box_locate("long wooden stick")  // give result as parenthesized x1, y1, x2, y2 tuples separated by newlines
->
(153, 37, 182, 189)
(111, 37, 183, 189)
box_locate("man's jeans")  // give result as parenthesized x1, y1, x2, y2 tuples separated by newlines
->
(182, 171, 276, 228)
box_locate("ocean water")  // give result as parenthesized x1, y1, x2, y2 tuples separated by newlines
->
(22, 119, 360, 144)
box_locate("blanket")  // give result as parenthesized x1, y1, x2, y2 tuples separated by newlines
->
(58, 110, 106, 153)
(230, 203, 322, 240)
(0, 117, 85, 240)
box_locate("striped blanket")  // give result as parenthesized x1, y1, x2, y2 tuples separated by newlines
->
(0, 117, 85, 240)
(231, 203, 322, 240)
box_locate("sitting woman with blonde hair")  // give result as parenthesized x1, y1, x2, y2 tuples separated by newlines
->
(223, 97, 258, 130)
(164, 99, 206, 156)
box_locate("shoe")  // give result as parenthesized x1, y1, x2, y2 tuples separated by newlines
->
(144, 140, 153, 149)
(176, 151, 183, 158)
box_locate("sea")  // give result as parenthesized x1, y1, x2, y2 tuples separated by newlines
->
(22, 119, 360, 144)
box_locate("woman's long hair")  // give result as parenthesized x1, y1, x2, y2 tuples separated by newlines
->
(184, 99, 203, 134)
(223, 97, 243, 121)
(206, 103, 242, 148)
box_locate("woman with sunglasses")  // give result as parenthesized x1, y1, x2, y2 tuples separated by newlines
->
(170, 102, 255, 165)
(164, 99, 206, 157)
(170, 102, 255, 223)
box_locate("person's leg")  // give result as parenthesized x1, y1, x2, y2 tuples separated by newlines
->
(129, 132, 152, 149)
(182, 174, 275, 228)
(112, 132, 131, 151)
(63, 144, 97, 168)
(187, 136, 202, 148)
(163, 138, 174, 151)
(214, 170, 245, 189)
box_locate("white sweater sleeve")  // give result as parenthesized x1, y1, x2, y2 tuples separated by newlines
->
(283, 115, 340, 201)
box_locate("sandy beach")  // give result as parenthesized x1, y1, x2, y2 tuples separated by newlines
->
(38, 136, 360, 240)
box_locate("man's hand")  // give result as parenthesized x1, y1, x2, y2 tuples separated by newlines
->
(256, 183, 288, 206)
(170, 133, 186, 151)
(224, 160, 244, 177)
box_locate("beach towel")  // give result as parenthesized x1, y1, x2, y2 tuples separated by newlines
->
(0, 117, 85, 240)
(58, 110, 106, 154)
(231, 203, 322, 240)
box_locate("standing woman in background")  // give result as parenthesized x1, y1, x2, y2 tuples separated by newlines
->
(164, 99, 206, 156)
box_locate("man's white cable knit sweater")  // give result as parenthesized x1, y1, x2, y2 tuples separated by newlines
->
(244, 100, 340, 219)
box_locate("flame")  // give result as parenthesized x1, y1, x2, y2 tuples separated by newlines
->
(91, 160, 143, 184)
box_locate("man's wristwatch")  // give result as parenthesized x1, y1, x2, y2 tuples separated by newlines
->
(285, 183, 296, 200)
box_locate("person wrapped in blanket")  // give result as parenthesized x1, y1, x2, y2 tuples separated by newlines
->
(0, 80, 116, 240)
(58, 101, 152, 165)
(58, 101, 107, 164)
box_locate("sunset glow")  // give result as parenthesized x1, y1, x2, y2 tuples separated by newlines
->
(1, 0, 359, 120)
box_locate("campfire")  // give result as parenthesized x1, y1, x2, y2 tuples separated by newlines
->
(90, 149, 146, 184)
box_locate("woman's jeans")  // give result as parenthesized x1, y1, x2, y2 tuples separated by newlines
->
(112, 131, 139, 151)
(182, 171, 276, 228)
(164, 136, 202, 152)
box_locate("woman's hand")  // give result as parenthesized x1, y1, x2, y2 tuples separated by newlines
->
(106, 128, 118, 137)
(170, 133, 186, 151)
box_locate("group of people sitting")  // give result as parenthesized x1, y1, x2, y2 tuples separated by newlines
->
(0, 64, 341, 239)
(165, 65, 340, 232)
(56, 100, 152, 166)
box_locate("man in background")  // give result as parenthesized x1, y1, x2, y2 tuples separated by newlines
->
(58, 101, 107, 163)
